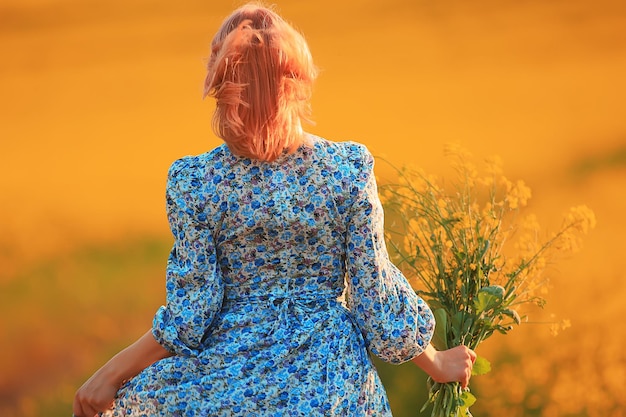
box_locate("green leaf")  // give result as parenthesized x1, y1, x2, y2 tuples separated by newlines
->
(459, 391, 477, 416)
(419, 389, 434, 413)
(471, 355, 491, 376)
(481, 285, 505, 298)
(425, 298, 445, 311)
(461, 316, 474, 335)
(502, 308, 521, 325)
(451, 312, 465, 343)
(432, 308, 449, 350)
(495, 324, 513, 335)
(473, 285, 505, 314)
(478, 238, 490, 260)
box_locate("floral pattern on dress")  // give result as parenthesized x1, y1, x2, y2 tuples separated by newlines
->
(102, 134, 434, 417)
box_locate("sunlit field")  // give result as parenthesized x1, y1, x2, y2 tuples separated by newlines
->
(1, 0, 625, 416)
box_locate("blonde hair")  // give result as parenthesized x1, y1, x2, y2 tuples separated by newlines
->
(203, 3, 318, 161)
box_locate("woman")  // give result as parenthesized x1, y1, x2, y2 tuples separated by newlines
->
(73, 4, 475, 416)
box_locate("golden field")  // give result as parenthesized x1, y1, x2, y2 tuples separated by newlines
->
(1, 0, 625, 415)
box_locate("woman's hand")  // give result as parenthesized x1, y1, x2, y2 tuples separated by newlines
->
(73, 330, 173, 417)
(73, 365, 120, 417)
(430, 345, 476, 388)
(412, 344, 477, 388)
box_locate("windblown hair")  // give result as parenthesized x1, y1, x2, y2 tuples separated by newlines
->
(203, 3, 318, 161)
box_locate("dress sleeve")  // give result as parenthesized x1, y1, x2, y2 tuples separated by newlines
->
(345, 147, 435, 364)
(152, 158, 224, 356)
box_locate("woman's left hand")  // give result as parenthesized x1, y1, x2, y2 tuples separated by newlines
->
(73, 366, 120, 417)
(72, 329, 173, 416)
(412, 343, 477, 389)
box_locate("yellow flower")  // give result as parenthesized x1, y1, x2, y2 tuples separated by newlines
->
(521, 214, 540, 232)
(549, 323, 559, 337)
(478, 155, 504, 188)
(499, 176, 513, 193)
(450, 211, 471, 232)
(553, 229, 583, 253)
(443, 142, 472, 161)
(402, 235, 412, 255)
(444, 143, 478, 182)
(482, 202, 493, 216)
(505, 180, 532, 210)
(564, 205, 597, 234)
(484, 155, 504, 176)
(408, 218, 420, 232)
(514, 180, 532, 207)
(511, 214, 543, 264)
(549, 318, 572, 337)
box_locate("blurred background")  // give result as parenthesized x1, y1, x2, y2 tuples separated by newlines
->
(1, 0, 625, 416)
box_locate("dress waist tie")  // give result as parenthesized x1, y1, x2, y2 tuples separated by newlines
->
(223, 292, 343, 335)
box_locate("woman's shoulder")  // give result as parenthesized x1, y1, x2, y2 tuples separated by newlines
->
(167, 144, 232, 178)
(312, 136, 374, 176)
(308, 134, 374, 167)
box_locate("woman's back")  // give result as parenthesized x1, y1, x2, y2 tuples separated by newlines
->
(104, 135, 434, 416)
(209, 136, 357, 296)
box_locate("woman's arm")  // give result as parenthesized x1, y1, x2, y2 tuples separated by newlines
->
(411, 344, 476, 389)
(73, 329, 173, 417)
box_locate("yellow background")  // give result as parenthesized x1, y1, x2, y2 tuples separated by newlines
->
(1, 0, 625, 415)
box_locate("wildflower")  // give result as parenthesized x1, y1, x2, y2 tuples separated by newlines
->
(506, 180, 532, 209)
(484, 155, 503, 176)
(565, 205, 597, 234)
(379, 144, 595, 417)
(549, 317, 571, 337)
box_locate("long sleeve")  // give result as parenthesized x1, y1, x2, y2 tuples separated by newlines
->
(152, 157, 224, 356)
(345, 146, 435, 364)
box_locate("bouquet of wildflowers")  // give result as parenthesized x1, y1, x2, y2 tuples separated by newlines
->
(379, 144, 595, 417)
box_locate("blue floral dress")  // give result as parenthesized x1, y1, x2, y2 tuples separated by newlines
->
(104, 135, 434, 416)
